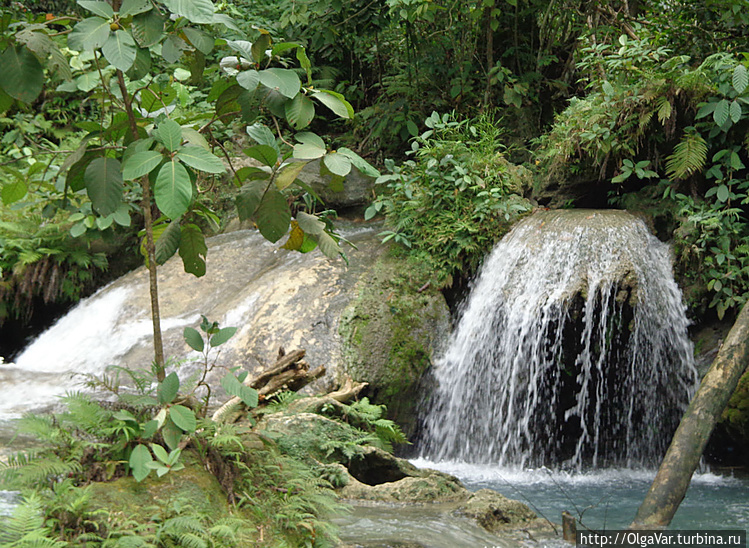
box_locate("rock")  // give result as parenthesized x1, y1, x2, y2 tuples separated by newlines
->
(339, 251, 451, 438)
(457, 489, 554, 534)
(297, 159, 376, 210)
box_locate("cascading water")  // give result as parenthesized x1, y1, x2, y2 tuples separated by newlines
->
(419, 210, 698, 469)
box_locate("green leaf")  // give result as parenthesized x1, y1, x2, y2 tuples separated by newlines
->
(183, 27, 214, 55)
(730, 100, 742, 124)
(176, 146, 226, 174)
(666, 130, 707, 180)
(179, 224, 207, 277)
(258, 68, 301, 99)
(132, 10, 164, 47)
(221, 374, 259, 408)
(162, 0, 215, 23)
(275, 161, 308, 190)
(246, 124, 279, 151)
(120, 0, 153, 17)
(0, 45, 44, 103)
(151, 443, 170, 464)
(251, 32, 271, 63)
(127, 47, 152, 80)
(155, 160, 192, 219)
(85, 157, 123, 216)
(102, 30, 137, 71)
(162, 417, 182, 450)
(184, 326, 204, 352)
(337, 148, 380, 177)
(297, 211, 325, 235)
(210, 327, 237, 347)
(323, 152, 351, 177)
(314, 231, 342, 259)
(294, 132, 326, 160)
(2, 180, 28, 205)
(129, 444, 153, 482)
(78, 1, 114, 18)
(236, 180, 265, 221)
(312, 90, 354, 119)
(244, 145, 278, 167)
(155, 219, 181, 264)
(713, 99, 731, 127)
(122, 150, 162, 180)
(68, 17, 111, 52)
(155, 119, 183, 152)
(733, 64, 748, 95)
(237, 69, 260, 92)
(158, 372, 180, 404)
(169, 405, 196, 433)
(716, 184, 730, 203)
(255, 190, 291, 243)
(285, 93, 315, 129)
(0, 87, 13, 114)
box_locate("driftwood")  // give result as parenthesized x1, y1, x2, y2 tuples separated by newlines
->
(326, 375, 368, 403)
(212, 348, 325, 423)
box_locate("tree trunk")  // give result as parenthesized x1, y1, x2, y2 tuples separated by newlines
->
(632, 302, 749, 528)
(116, 70, 166, 379)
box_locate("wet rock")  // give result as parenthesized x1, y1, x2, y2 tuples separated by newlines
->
(297, 159, 376, 210)
(456, 488, 554, 534)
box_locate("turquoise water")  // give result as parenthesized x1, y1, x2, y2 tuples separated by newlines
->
(414, 460, 749, 532)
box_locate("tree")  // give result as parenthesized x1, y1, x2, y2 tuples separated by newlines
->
(0, 0, 377, 381)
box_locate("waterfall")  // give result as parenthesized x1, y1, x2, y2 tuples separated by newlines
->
(419, 210, 698, 469)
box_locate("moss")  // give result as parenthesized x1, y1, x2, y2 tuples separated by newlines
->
(339, 249, 450, 438)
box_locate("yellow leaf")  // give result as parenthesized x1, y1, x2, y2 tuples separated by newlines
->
(281, 220, 304, 251)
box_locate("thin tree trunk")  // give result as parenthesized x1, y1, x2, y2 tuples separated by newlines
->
(632, 303, 749, 528)
(116, 70, 166, 379)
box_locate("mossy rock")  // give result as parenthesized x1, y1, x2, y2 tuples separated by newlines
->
(456, 489, 553, 534)
(339, 250, 450, 438)
(86, 451, 232, 523)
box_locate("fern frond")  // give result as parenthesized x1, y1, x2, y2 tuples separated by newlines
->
(0, 493, 66, 546)
(667, 130, 707, 180)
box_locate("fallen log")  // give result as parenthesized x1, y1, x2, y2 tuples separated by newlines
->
(212, 348, 324, 423)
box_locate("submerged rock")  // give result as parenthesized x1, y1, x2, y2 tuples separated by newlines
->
(457, 489, 553, 533)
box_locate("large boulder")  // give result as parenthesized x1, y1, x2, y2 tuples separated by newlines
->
(339, 251, 451, 438)
(297, 159, 376, 210)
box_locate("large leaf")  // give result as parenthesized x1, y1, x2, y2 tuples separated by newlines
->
(77, 1, 114, 18)
(244, 145, 278, 167)
(235, 180, 265, 221)
(120, 0, 153, 17)
(169, 404, 196, 433)
(297, 211, 325, 235)
(293, 132, 326, 160)
(183, 27, 214, 55)
(179, 223, 207, 276)
(102, 30, 137, 71)
(127, 47, 152, 80)
(155, 119, 183, 152)
(0, 87, 13, 114)
(251, 32, 271, 63)
(162, 417, 182, 450)
(255, 190, 291, 243)
(258, 68, 301, 99)
(337, 147, 380, 178)
(154, 160, 192, 219)
(0, 45, 44, 103)
(275, 161, 308, 190)
(2, 180, 28, 205)
(155, 219, 181, 264)
(730, 100, 742, 124)
(246, 123, 279, 150)
(158, 372, 180, 404)
(713, 99, 731, 127)
(68, 17, 111, 52)
(285, 93, 315, 129)
(129, 444, 153, 482)
(184, 327, 204, 352)
(236, 69, 260, 92)
(122, 150, 162, 180)
(176, 146, 225, 174)
(85, 157, 123, 216)
(132, 10, 164, 47)
(314, 231, 342, 259)
(210, 327, 237, 347)
(312, 90, 354, 119)
(323, 152, 351, 177)
(733, 64, 748, 95)
(161, 0, 215, 23)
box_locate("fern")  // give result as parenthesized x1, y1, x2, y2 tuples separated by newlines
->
(0, 493, 66, 547)
(666, 129, 708, 180)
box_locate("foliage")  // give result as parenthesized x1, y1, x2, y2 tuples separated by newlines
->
(368, 111, 531, 284)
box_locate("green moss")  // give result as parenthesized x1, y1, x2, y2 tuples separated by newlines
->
(339, 249, 450, 438)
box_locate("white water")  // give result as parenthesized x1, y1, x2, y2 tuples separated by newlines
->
(420, 210, 698, 469)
